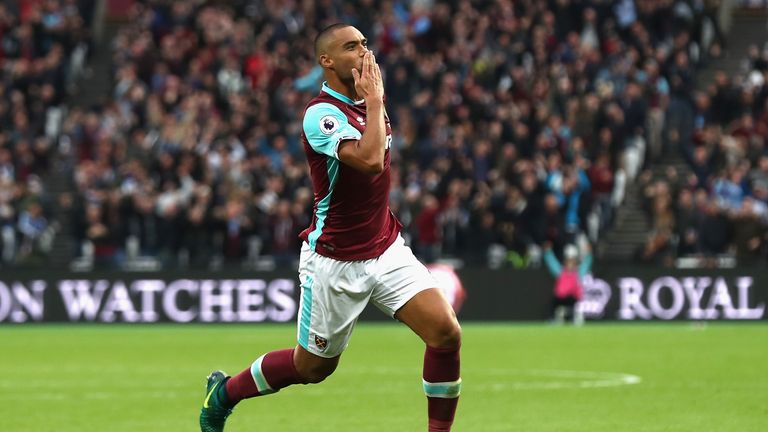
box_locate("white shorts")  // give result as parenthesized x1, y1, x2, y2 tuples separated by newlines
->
(296, 234, 437, 358)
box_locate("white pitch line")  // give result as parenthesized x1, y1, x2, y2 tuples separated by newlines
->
(475, 371, 642, 391)
(344, 366, 641, 384)
(0, 368, 642, 401)
(312, 368, 642, 394)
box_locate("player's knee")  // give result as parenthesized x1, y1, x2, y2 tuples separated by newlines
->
(297, 361, 338, 384)
(429, 318, 462, 349)
(302, 369, 334, 384)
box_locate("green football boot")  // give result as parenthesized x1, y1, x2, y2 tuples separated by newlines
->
(199, 370, 233, 432)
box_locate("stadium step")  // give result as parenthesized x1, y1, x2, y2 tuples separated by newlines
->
(72, 20, 121, 108)
(606, 232, 647, 243)
(44, 8, 122, 267)
(698, 10, 768, 88)
(597, 242, 638, 262)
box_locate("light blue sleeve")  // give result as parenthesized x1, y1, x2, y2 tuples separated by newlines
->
(302, 102, 362, 159)
(578, 253, 593, 277)
(543, 249, 562, 277)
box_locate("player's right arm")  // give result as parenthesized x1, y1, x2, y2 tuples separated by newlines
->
(338, 51, 386, 175)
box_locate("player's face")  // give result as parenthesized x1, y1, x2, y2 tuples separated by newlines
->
(329, 27, 368, 82)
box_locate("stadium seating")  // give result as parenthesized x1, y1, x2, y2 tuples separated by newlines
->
(4, 1, 754, 270)
(0, 0, 91, 267)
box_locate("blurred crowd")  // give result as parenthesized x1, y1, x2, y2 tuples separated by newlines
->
(639, 45, 768, 266)
(740, 0, 768, 7)
(1, 0, 736, 269)
(0, 0, 92, 266)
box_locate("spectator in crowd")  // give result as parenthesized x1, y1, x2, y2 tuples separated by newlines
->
(732, 197, 767, 264)
(587, 152, 615, 232)
(82, 202, 118, 268)
(639, 189, 676, 266)
(675, 188, 701, 257)
(415, 194, 441, 263)
(698, 200, 732, 263)
(16, 200, 48, 262)
(536, 193, 567, 256)
(217, 195, 254, 264)
(266, 199, 301, 267)
(543, 241, 593, 326)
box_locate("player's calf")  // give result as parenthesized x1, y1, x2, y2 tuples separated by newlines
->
(395, 288, 463, 431)
(223, 348, 307, 406)
(423, 322, 461, 432)
(199, 347, 339, 431)
(423, 343, 461, 432)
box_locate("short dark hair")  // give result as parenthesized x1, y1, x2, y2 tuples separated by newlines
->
(314, 23, 352, 60)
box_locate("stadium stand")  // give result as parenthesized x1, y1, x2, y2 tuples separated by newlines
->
(1, 1, 752, 270)
(0, 0, 92, 267)
(638, 6, 768, 268)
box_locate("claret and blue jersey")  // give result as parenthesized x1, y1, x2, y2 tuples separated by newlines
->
(299, 82, 402, 261)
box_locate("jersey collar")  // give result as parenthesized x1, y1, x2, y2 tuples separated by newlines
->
(321, 82, 365, 105)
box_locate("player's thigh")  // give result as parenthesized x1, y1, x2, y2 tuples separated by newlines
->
(369, 236, 460, 347)
(368, 235, 437, 317)
(297, 243, 374, 358)
(395, 288, 460, 348)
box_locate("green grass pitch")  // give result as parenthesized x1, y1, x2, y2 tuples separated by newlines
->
(1, 323, 766, 431)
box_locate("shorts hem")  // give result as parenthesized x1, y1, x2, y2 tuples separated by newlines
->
(297, 336, 346, 358)
(388, 284, 436, 318)
(298, 340, 345, 358)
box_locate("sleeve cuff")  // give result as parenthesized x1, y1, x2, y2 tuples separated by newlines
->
(331, 134, 362, 160)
